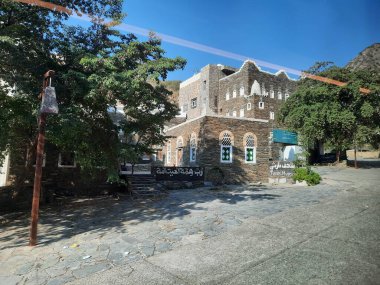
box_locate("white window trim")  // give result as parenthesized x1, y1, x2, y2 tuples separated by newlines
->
(270, 111, 275, 120)
(245, 147, 256, 164)
(247, 103, 252, 110)
(259, 102, 264, 109)
(167, 143, 171, 164)
(232, 89, 237, 98)
(175, 148, 183, 166)
(190, 147, 196, 162)
(232, 111, 237, 117)
(239, 108, 244, 117)
(239, 86, 244, 96)
(191, 98, 197, 108)
(226, 92, 230, 101)
(220, 145, 233, 163)
(278, 91, 282, 100)
(270, 90, 274, 98)
(58, 153, 76, 168)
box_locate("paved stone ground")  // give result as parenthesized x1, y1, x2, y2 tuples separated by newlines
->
(0, 166, 372, 285)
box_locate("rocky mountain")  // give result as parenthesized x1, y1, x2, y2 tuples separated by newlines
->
(346, 43, 380, 71)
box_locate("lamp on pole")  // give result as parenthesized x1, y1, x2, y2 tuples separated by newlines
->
(29, 70, 56, 246)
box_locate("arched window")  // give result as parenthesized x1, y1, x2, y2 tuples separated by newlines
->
(232, 88, 237, 98)
(285, 89, 290, 100)
(244, 133, 257, 163)
(262, 83, 268, 97)
(250, 80, 261, 96)
(190, 133, 197, 162)
(176, 136, 183, 166)
(270, 86, 274, 98)
(226, 91, 230, 101)
(219, 131, 234, 163)
(239, 85, 245, 96)
(278, 88, 282, 100)
(177, 137, 183, 148)
(239, 107, 244, 117)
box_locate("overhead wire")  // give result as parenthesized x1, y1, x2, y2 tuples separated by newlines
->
(10, 0, 372, 94)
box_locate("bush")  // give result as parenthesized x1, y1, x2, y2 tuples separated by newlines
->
(207, 167, 225, 185)
(292, 167, 321, 186)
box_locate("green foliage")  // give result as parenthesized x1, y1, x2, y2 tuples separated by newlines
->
(0, 1, 186, 183)
(293, 150, 309, 168)
(161, 80, 181, 92)
(292, 167, 321, 186)
(279, 62, 380, 153)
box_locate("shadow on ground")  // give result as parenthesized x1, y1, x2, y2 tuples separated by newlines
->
(346, 159, 380, 169)
(0, 185, 280, 250)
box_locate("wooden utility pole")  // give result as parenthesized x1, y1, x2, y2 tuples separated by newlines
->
(29, 70, 55, 246)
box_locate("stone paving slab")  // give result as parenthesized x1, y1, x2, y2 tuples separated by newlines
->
(224, 235, 380, 285)
(145, 222, 311, 285)
(0, 166, 377, 284)
(67, 170, 380, 285)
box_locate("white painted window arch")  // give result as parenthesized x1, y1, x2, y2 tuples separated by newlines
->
(244, 133, 257, 163)
(278, 88, 282, 100)
(250, 80, 261, 96)
(220, 131, 234, 163)
(239, 85, 245, 96)
(176, 136, 184, 166)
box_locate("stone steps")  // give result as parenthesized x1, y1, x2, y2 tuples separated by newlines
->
(127, 175, 163, 199)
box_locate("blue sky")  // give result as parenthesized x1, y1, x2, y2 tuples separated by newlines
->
(74, 0, 379, 81)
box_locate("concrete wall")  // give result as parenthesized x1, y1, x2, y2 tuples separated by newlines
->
(346, 150, 380, 160)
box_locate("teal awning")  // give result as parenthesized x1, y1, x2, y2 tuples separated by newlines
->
(273, 129, 298, 145)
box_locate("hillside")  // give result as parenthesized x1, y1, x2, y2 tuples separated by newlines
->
(162, 80, 181, 106)
(346, 43, 380, 71)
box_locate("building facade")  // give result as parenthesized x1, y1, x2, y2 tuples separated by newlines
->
(163, 60, 297, 183)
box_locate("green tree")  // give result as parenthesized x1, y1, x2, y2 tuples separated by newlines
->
(279, 62, 380, 164)
(0, 1, 185, 185)
(78, 33, 185, 176)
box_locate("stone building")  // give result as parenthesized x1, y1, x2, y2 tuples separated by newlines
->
(163, 60, 297, 183)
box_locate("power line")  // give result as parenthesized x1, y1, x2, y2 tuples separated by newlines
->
(11, 0, 372, 94)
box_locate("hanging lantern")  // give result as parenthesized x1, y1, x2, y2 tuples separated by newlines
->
(40, 80, 59, 114)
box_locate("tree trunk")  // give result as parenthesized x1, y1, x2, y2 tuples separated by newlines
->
(354, 145, 358, 169)
(15, 142, 35, 188)
(336, 150, 340, 163)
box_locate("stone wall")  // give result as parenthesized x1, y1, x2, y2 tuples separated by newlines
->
(164, 115, 270, 184)
(201, 116, 270, 183)
(7, 144, 107, 190)
(178, 73, 201, 119)
(164, 117, 205, 167)
(218, 61, 297, 122)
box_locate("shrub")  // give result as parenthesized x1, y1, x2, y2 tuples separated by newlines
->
(292, 167, 321, 186)
(207, 167, 225, 185)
